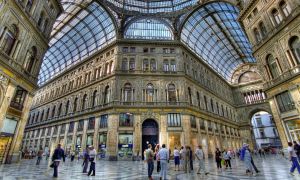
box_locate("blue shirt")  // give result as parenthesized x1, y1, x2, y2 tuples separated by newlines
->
(158, 148, 169, 160)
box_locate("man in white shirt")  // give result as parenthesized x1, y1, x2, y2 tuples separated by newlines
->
(288, 142, 300, 176)
(195, 145, 209, 175)
(158, 144, 169, 180)
(88, 146, 97, 176)
(173, 147, 180, 171)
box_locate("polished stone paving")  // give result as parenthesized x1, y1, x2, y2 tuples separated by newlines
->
(0, 155, 299, 180)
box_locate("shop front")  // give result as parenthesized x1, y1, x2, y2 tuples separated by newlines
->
(98, 133, 107, 159)
(0, 117, 18, 164)
(118, 133, 133, 160)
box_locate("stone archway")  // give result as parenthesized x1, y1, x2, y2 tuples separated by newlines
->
(141, 119, 159, 159)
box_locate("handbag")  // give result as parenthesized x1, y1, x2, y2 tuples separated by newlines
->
(50, 162, 55, 168)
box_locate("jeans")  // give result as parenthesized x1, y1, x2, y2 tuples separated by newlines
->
(290, 157, 300, 174)
(251, 158, 259, 173)
(53, 161, 60, 177)
(36, 157, 42, 165)
(88, 161, 95, 176)
(225, 159, 231, 168)
(216, 160, 222, 169)
(197, 160, 206, 173)
(160, 160, 168, 180)
(147, 161, 154, 178)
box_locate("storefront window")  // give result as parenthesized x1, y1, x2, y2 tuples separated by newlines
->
(86, 134, 93, 146)
(88, 117, 95, 130)
(119, 113, 134, 127)
(190, 115, 196, 128)
(167, 113, 181, 127)
(99, 114, 108, 128)
(118, 134, 133, 160)
(99, 133, 107, 159)
(77, 120, 84, 131)
(76, 135, 82, 149)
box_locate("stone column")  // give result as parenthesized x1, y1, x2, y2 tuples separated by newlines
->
(133, 114, 141, 160)
(81, 119, 88, 150)
(0, 82, 16, 129)
(269, 98, 288, 147)
(72, 122, 78, 151)
(93, 117, 99, 152)
(160, 114, 168, 145)
(181, 114, 191, 146)
(106, 113, 118, 160)
(7, 94, 33, 163)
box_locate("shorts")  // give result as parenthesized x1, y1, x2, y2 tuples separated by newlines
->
(174, 156, 180, 165)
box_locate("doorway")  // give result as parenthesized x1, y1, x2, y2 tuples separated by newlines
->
(142, 119, 158, 160)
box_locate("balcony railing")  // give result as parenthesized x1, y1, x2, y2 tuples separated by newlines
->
(26, 101, 237, 128)
(264, 65, 300, 90)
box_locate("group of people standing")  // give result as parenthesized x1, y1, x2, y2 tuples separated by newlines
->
(144, 144, 209, 180)
(215, 148, 233, 171)
(50, 144, 97, 178)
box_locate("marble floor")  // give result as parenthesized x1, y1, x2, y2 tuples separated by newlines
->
(0, 155, 299, 180)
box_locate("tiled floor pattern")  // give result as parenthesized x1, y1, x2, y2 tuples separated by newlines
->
(0, 155, 299, 179)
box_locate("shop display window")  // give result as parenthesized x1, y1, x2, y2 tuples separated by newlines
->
(118, 134, 133, 160)
(99, 134, 107, 159)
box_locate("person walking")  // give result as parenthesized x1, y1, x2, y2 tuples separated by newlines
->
(87, 146, 96, 176)
(45, 147, 49, 160)
(293, 141, 300, 162)
(180, 146, 186, 171)
(158, 144, 169, 180)
(70, 150, 75, 162)
(155, 144, 161, 173)
(240, 144, 253, 176)
(145, 144, 154, 180)
(82, 146, 89, 173)
(189, 146, 193, 171)
(215, 148, 222, 171)
(185, 146, 191, 173)
(174, 147, 180, 171)
(36, 147, 43, 165)
(195, 145, 209, 175)
(223, 150, 229, 169)
(288, 142, 300, 176)
(225, 149, 232, 169)
(51, 144, 65, 178)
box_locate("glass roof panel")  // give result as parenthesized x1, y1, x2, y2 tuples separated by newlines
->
(104, 0, 198, 15)
(124, 18, 174, 40)
(181, 2, 255, 80)
(38, 2, 116, 85)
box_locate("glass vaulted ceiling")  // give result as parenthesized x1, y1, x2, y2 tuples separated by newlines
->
(38, 2, 116, 85)
(38, 1, 255, 85)
(181, 2, 255, 80)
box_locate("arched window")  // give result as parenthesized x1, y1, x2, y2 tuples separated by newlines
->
(1, 25, 18, 55)
(91, 90, 97, 108)
(26, 46, 37, 73)
(104, 86, 110, 104)
(51, 105, 56, 118)
(129, 58, 135, 70)
(65, 100, 69, 115)
(267, 54, 280, 78)
(253, 28, 261, 42)
(57, 103, 62, 117)
(26, 0, 34, 12)
(45, 108, 49, 120)
(43, 19, 49, 33)
(73, 97, 78, 112)
(188, 87, 192, 105)
(143, 59, 149, 71)
(279, 1, 291, 17)
(122, 58, 128, 70)
(146, 84, 154, 102)
(272, 9, 282, 25)
(38, 11, 45, 27)
(289, 36, 300, 64)
(168, 84, 176, 103)
(123, 83, 132, 102)
(150, 59, 156, 71)
(82, 94, 87, 110)
(259, 22, 267, 38)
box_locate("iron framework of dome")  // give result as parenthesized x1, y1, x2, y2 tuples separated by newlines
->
(38, 0, 256, 85)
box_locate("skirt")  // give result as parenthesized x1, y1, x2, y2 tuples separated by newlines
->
(174, 156, 180, 165)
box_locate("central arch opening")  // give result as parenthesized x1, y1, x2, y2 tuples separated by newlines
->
(142, 119, 159, 159)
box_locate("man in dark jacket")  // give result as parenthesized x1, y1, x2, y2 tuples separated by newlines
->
(293, 141, 300, 161)
(52, 144, 65, 178)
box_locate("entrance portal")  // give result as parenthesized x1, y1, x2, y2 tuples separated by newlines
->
(142, 119, 158, 159)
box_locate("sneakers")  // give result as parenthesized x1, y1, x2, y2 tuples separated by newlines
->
(205, 172, 209, 175)
(290, 172, 294, 176)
